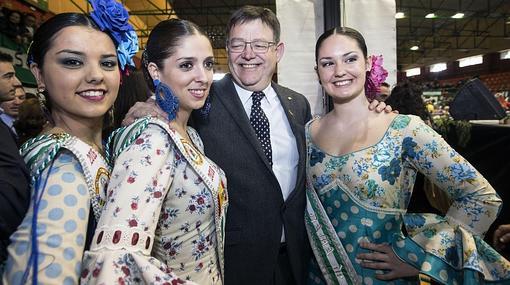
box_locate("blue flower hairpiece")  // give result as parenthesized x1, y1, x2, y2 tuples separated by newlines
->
(88, 0, 139, 72)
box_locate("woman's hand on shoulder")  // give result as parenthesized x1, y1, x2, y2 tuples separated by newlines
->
(369, 99, 397, 114)
(357, 241, 419, 281)
(122, 97, 168, 126)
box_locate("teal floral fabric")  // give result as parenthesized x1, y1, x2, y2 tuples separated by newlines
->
(306, 115, 510, 284)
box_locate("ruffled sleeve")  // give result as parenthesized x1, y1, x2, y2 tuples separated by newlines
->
(81, 124, 195, 284)
(395, 115, 510, 283)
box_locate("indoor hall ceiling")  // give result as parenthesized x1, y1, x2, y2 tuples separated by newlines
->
(39, 1, 510, 72)
(397, 0, 510, 70)
(170, 0, 275, 49)
(124, 0, 509, 72)
(125, 0, 275, 72)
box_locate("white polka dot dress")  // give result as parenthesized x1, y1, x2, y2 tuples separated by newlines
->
(4, 151, 93, 285)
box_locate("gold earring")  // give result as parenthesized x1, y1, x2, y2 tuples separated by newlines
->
(36, 86, 53, 123)
(36, 87, 46, 105)
(108, 106, 115, 125)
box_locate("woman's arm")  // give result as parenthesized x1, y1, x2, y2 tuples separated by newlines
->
(82, 124, 191, 284)
(358, 116, 501, 281)
(4, 150, 91, 285)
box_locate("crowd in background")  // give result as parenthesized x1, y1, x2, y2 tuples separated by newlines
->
(0, 6, 37, 48)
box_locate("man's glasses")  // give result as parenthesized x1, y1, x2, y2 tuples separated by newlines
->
(228, 40, 276, 53)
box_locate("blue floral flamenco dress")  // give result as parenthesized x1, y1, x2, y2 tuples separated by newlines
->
(305, 114, 510, 285)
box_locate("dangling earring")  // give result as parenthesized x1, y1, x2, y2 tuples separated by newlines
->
(106, 106, 115, 128)
(109, 107, 115, 123)
(153, 79, 179, 121)
(321, 85, 328, 115)
(36, 86, 53, 125)
(198, 96, 211, 119)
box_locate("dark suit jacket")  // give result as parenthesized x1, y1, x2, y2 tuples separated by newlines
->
(0, 120, 30, 262)
(193, 74, 312, 285)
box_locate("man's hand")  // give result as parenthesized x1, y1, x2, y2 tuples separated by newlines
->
(368, 99, 395, 113)
(357, 241, 419, 281)
(122, 97, 168, 126)
(493, 224, 510, 252)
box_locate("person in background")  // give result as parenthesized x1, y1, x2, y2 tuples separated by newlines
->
(13, 97, 47, 145)
(0, 51, 29, 275)
(495, 92, 510, 110)
(0, 6, 8, 19)
(3, 1, 138, 282)
(21, 13, 37, 43)
(0, 83, 26, 138)
(385, 81, 432, 127)
(375, 81, 390, 101)
(305, 26, 510, 284)
(82, 18, 228, 284)
(425, 99, 435, 114)
(0, 10, 24, 45)
(104, 70, 151, 136)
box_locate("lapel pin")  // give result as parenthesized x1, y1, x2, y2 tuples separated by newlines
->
(287, 96, 292, 100)
(289, 110, 294, 117)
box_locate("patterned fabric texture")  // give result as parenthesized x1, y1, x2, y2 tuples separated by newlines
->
(250, 91, 272, 165)
(3, 134, 109, 285)
(305, 114, 510, 285)
(81, 118, 228, 284)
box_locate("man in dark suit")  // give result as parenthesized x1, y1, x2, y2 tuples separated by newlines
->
(0, 52, 30, 265)
(192, 6, 311, 285)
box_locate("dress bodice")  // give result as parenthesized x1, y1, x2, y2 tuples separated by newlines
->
(307, 115, 414, 212)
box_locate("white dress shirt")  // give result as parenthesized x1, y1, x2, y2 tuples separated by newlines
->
(234, 82, 299, 242)
(0, 108, 16, 136)
(234, 82, 299, 198)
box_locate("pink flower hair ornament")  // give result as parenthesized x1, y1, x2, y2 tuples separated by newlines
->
(365, 55, 388, 100)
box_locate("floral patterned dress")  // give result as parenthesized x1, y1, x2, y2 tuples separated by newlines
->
(3, 132, 109, 285)
(305, 115, 510, 285)
(81, 117, 228, 284)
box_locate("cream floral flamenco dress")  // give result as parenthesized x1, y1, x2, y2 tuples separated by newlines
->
(81, 117, 228, 284)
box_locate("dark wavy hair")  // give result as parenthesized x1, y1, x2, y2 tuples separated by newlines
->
(385, 80, 430, 121)
(141, 19, 208, 92)
(0, 51, 13, 64)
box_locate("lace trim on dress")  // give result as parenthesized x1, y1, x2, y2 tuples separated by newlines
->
(91, 225, 154, 255)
